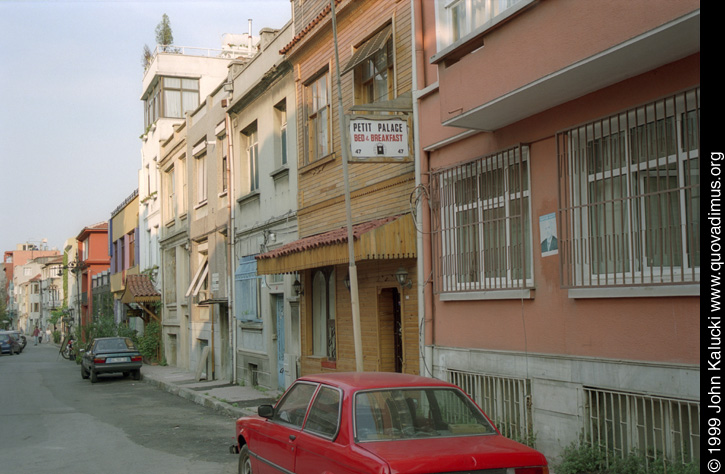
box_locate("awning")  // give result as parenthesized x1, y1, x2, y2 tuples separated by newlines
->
(121, 274, 160, 304)
(121, 274, 161, 323)
(341, 24, 392, 75)
(256, 213, 416, 275)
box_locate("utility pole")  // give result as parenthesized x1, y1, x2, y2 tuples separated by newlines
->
(330, 0, 363, 372)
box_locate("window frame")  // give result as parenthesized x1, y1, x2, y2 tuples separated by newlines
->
(143, 76, 200, 129)
(272, 381, 318, 429)
(275, 99, 288, 167)
(244, 124, 260, 192)
(195, 152, 208, 206)
(304, 71, 331, 164)
(557, 87, 700, 288)
(302, 385, 343, 440)
(433, 145, 533, 294)
(311, 268, 336, 359)
(434, 0, 527, 52)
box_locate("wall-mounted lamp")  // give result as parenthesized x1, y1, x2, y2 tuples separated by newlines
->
(395, 267, 412, 289)
(293, 278, 304, 296)
(57, 258, 81, 277)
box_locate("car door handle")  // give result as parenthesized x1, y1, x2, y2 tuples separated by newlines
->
(289, 435, 296, 441)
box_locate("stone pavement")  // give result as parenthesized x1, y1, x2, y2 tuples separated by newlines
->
(140, 363, 282, 419)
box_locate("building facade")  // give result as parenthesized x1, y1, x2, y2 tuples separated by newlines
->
(227, 21, 299, 390)
(139, 36, 258, 313)
(75, 223, 111, 331)
(159, 118, 191, 370)
(413, 0, 700, 465)
(256, 0, 419, 377)
(109, 189, 142, 329)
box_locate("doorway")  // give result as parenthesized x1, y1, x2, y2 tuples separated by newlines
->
(378, 288, 402, 373)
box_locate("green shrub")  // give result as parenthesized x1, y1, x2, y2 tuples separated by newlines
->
(137, 320, 161, 362)
(554, 442, 700, 474)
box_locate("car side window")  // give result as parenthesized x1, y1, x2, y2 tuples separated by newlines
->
(303, 386, 341, 438)
(273, 382, 317, 428)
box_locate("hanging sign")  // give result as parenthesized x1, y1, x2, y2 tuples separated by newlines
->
(348, 115, 411, 162)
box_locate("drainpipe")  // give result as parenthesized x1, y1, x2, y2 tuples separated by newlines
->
(225, 111, 237, 384)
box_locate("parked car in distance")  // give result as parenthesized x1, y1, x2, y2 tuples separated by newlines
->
(0, 331, 22, 355)
(232, 372, 548, 474)
(80, 337, 142, 383)
(8, 330, 26, 352)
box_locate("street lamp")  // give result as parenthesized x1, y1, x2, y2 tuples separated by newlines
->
(57, 258, 82, 330)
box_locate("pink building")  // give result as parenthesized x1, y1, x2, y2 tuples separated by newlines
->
(413, 0, 699, 466)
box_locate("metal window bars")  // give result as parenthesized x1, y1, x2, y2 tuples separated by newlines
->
(584, 387, 700, 468)
(430, 144, 533, 294)
(445, 369, 533, 445)
(557, 87, 700, 288)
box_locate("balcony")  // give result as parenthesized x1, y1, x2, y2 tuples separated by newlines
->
(434, 1, 700, 131)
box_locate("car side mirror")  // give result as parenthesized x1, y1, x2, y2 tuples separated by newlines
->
(258, 405, 274, 419)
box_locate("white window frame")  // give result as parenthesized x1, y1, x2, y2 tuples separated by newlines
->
(195, 152, 207, 205)
(166, 166, 176, 221)
(435, 0, 525, 51)
(435, 145, 533, 293)
(559, 88, 700, 288)
(246, 126, 259, 192)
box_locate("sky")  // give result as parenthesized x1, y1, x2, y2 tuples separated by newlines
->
(0, 0, 292, 255)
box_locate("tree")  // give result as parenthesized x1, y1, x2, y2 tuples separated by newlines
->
(142, 43, 153, 69)
(155, 13, 174, 51)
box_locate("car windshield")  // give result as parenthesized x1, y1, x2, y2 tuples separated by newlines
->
(354, 387, 496, 441)
(95, 338, 135, 352)
(0, 334, 9, 343)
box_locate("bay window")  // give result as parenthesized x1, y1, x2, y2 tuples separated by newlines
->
(435, 0, 527, 51)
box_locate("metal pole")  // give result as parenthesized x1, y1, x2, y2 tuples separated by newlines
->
(330, 0, 363, 372)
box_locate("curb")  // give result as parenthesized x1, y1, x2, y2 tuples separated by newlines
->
(142, 374, 256, 419)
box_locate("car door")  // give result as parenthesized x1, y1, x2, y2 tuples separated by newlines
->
(294, 385, 346, 474)
(250, 381, 318, 474)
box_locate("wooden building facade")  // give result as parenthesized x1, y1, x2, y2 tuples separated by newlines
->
(256, 0, 419, 375)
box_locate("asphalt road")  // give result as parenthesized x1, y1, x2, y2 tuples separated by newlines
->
(0, 342, 239, 473)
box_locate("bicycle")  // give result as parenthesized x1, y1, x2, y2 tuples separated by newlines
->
(59, 335, 75, 360)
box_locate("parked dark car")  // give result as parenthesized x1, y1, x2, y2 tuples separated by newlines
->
(80, 337, 142, 383)
(232, 372, 548, 474)
(0, 332, 22, 355)
(8, 330, 26, 352)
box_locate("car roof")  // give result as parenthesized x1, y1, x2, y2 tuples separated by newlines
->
(297, 372, 457, 392)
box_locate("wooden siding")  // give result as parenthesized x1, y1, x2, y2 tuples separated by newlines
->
(291, 0, 414, 238)
(299, 259, 419, 375)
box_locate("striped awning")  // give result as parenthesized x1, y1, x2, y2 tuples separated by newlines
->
(256, 213, 416, 275)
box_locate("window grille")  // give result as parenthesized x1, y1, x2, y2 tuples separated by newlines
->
(445, 369, 533, 445)
(557, 87, 700, 288)
(430, 145, 533, 293)
(584, 387, 700, 468)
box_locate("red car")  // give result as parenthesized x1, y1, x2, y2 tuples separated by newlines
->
(232, 372, 548, 474)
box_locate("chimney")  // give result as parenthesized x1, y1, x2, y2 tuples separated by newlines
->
(248, 19, 253, 52)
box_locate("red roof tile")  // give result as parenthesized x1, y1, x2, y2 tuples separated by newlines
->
(124, 274, 160, 300)
(257, 215, 403, 260)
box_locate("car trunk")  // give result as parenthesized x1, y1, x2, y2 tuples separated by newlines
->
(357, 434, 547, 473)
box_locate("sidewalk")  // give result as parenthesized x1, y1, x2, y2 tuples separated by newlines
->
(140, 363, 282, 419)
